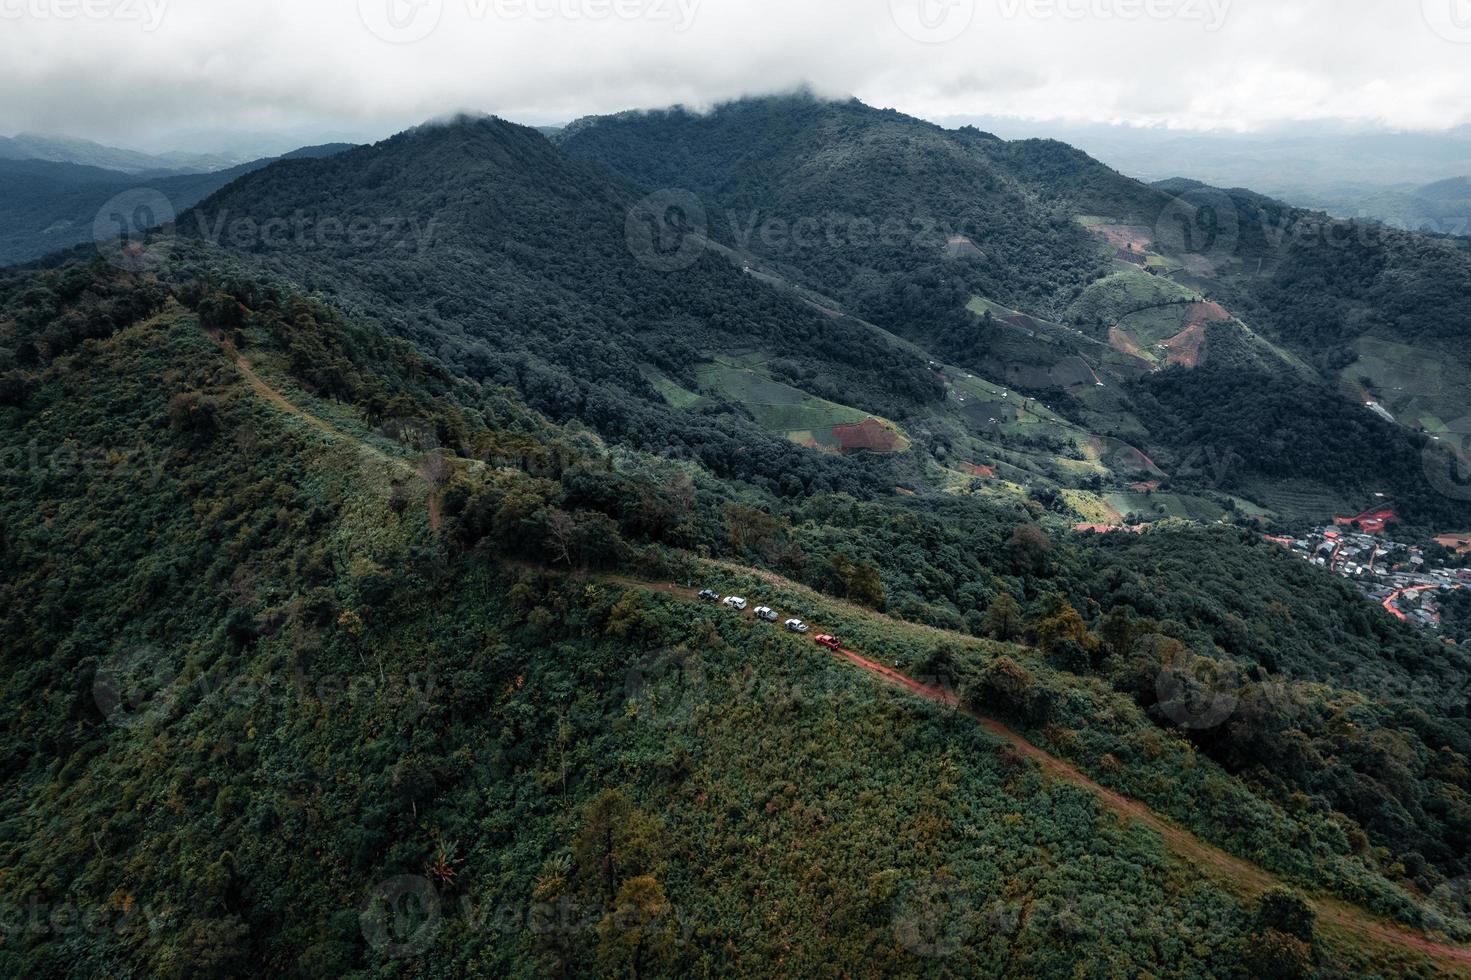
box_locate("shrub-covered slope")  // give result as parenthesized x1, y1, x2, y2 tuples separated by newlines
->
(2, 260, 1470, 977)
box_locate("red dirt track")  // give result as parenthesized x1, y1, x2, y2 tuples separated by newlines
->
(611, 575, 1471, 974)
(831, 639, 1471, 975)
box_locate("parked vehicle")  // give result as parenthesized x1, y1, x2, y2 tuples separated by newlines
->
(754, 606, 779, 622)
(722, 596, 749, 611)
(698, 589, 720, 601)
(814, 634, 842, 650)
(784, 619, 809, 634)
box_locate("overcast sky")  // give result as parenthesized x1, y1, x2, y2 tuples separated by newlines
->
(3, 0, 1470, 151)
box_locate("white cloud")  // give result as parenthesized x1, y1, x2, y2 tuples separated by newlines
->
(0, 0, 1468, 149)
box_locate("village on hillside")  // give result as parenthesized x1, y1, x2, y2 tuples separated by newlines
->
(1266, 506, 1471, 631)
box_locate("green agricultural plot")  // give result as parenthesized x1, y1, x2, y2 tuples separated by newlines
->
(694, 359, 910, 453)
(1347, 335, 1471, 434)
(1064, 488, 1125, 523)
(1104, 491, 1227, 524)
(1227, 495, 1277, 520)
(1115, 303, 1197, 346)
(965, 295, 1020, 319)
(641, 366, 706, 409)
(697, 362, 864, 427)
(1247, 481, 1354, 524)
(1420, 412, 1449, 434)
(1065, 269, 1201, 332)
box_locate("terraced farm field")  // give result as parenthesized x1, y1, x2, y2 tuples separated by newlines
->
(1066, 269, 1202, 335)
(1104, 490, 1228, 523)
(694, 358, 911, 454)
(641, 366, 706, 409)
(1347, 335, 1471, 435)
(964, 295, 1152, 385)
(1248, 480, 1356, 524)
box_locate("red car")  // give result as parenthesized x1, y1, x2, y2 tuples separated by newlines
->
(814, 635, 842, 651)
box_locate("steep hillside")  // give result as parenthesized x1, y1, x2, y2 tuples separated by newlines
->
(2, 256, 1471, 971)
(178, 115, 983, 499)
(2, 257, 1471, 977)
(558, 96, 1471, 530)
(181, 107, 1188, 517)
(557, 94, 1159, 330)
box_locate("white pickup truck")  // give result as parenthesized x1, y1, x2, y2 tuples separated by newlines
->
(722, 596, 749, 611)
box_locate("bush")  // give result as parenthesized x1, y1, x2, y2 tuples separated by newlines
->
(1243, 929, 1313, 979)
(1256, 887, 1315, 943)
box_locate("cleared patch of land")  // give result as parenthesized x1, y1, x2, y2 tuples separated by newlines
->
(693, 358, 911, 455)
(1346, 335, 1471, 436)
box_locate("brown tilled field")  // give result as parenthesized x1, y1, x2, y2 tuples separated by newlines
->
(1086, 222, 1155, 251)
(1160, 322, 1208, 367)
(1108, 325, 1148, 360)
(832, 418, 906, 453)
(1187, 300, 1232, 323)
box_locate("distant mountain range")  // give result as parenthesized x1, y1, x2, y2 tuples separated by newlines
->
(936, 117, 1471, 231)
(0, 132, 251, 175)
(0, 143, 355, 265)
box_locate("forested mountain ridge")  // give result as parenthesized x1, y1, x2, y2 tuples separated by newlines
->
(13, 98, 1446, 532)
(557, 93, 1149, 328)
(1, 255, 1470, 977)
(557, 95, 1471, 530)
(3, 96, 1471, 977)
(178, 114, 987, 498)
